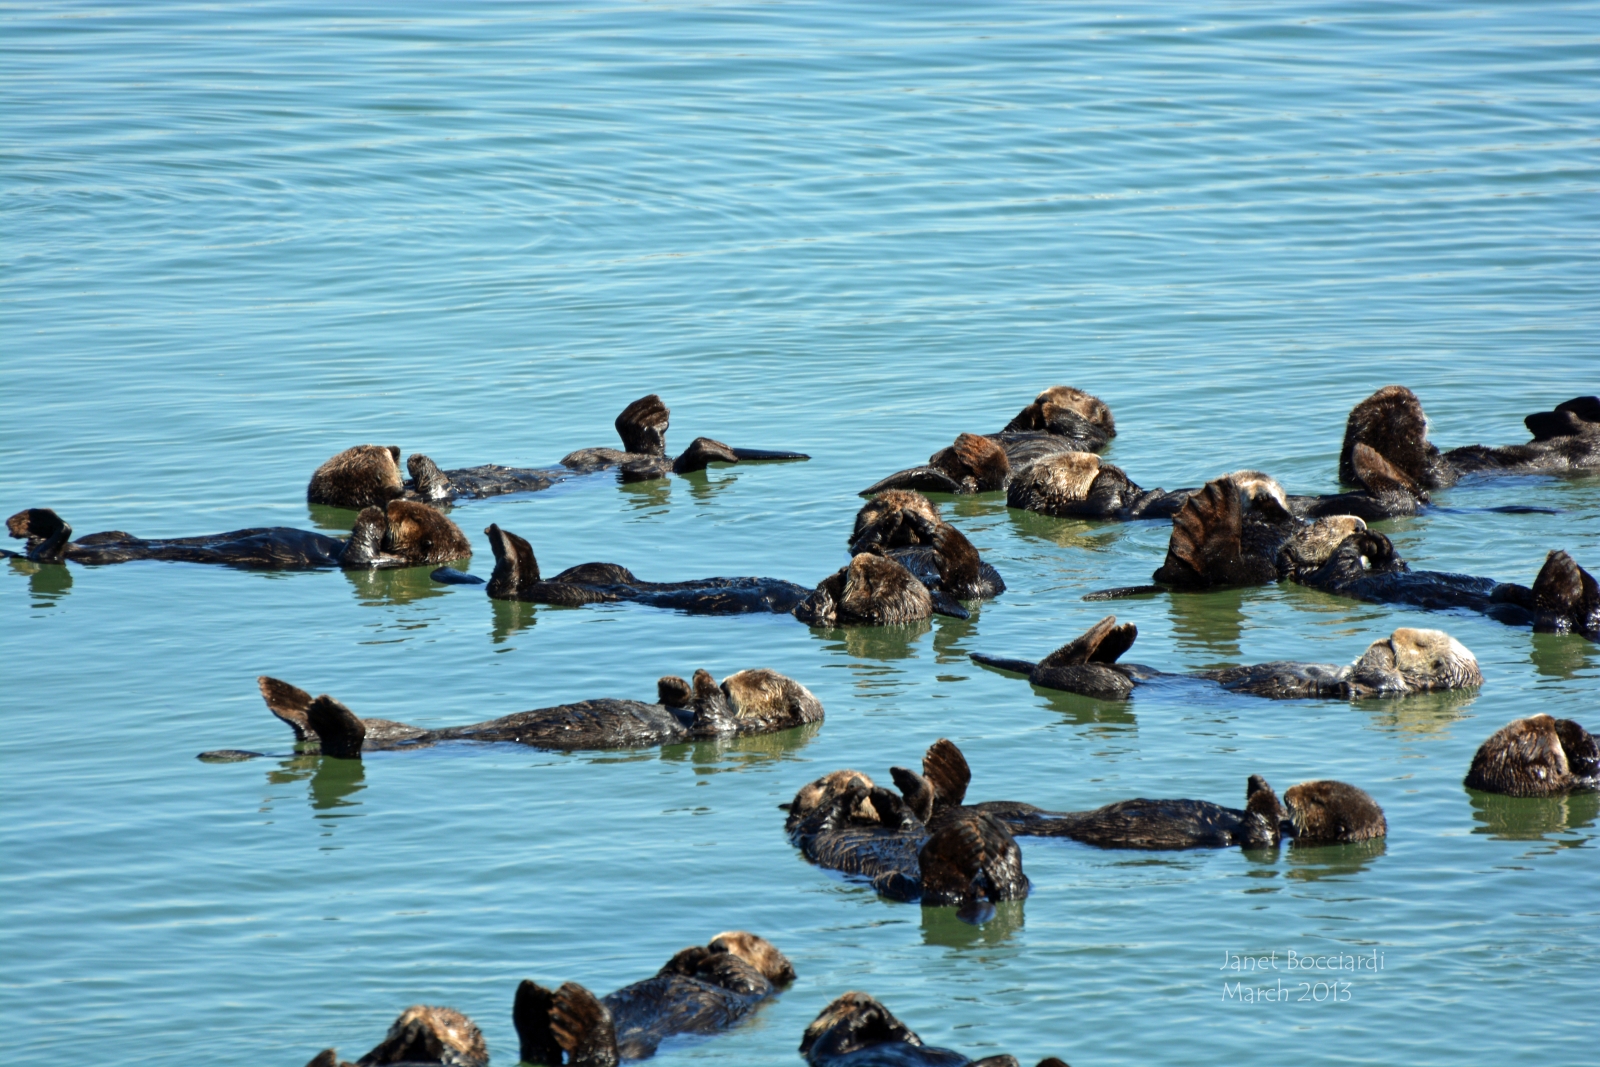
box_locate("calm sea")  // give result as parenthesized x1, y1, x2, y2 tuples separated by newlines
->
(2, 2, 1596, 1065)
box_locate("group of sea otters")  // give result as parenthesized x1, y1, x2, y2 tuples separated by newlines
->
(7, 384, 1598, 1066)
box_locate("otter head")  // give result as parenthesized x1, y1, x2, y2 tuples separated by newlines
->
(929, 432, 1011, 493)
(1225, 470, 1292, 523)
(615, 393, 670, 456)
(708, 930, 797, 985)
(1282, 781, 1387, 845)
(717, 668, 825, 731)
(5, 507, 72, 562)
(381, 500, 472, 565)
(307, 444, 405, 510)
(1531, 550, 1600, 639)
(1005, 452, 1103, 515)
(1350, 628, 1482, 694)
(1339, 385, 1452, 490)
(358, 1005, 488, 1067)
(800, 992, 920, 1063)
(1281, 515, 1368, 573)
(1463, 714, 1599, 797)
(1004, 385, 1116, 440)
(785, 769, 877, 824)
(838, 552, 935, 624)
(850, 489, 943, 552)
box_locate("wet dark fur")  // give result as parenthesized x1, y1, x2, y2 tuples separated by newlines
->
(795, 550, 971, 625)
(307, 445, 405, 509)
(801, 991, 1042, 1067)
(304, 1005, 488, 1067)
(484, 524, 810, 615)
(1463, 715, 1600, 797)
(514, 932, 794, 1064)
(210, 669, 823, 761)
(848, 492, 1006, 600)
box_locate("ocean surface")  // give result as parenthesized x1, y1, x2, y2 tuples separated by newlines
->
(2, 2, 1597, 1065)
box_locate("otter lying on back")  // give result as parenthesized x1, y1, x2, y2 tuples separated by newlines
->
(860, 385, 1116, 497)
(307, 394, 809, 510)
(971, 616, 1482, 701)
(514, 931, 794, 1064)
(909, 739, 1385, 850)
(198, 669, 822, 761)
(784, 754, 1030, 923)
(3, 503, 469, 571)
(847, 490, 1006, 600)
(802, 991, 1068, 1067)
(1463, 715, 1598, 797)
(304, 1004, 487, 1067)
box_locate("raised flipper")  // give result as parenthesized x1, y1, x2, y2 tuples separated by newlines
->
(926, 433, 1010, 493)
(922, 738, 971, 810)
(973, 616, 1139, 699)
(1339, 385, 1453, 490)
(259, 676, 316, 741)
(917, 811, 1029, 920)
(927, 521, 1001, 599)
(6, 507, 72, 563)
(513, 980, 564, 1067)
(339, 506, 397, 569)
(615, 394, 670, 457)
(1153, 477, 1243, 587)
(1531, 550, 1600, 639)
(548, 982, 621, 1067)
(405, 453, 454, 504)
(1035, 614, 1137, 668)
(486, 523, 540, 600)
(306, 695, 367, 760)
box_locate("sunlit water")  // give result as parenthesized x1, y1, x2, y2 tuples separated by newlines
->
(2, 2, 1597, 1065)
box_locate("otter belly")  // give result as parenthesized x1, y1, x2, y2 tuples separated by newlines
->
(604, 973, 762, 1060)
(992, 798, 1261, 850)
(65, 527, 347, 569)
(429, 699, 687, 751)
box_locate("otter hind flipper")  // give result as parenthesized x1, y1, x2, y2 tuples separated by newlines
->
(513, 980, 563, 1067)
(672, 437, 740, 474)
(1350, 441, 1426, 505)
(430, 566, 485, 586)
(928, 589, 970, 619)
(1531, 549, 1600, 639)
(859, 466, 964, 498)
(1154, 477, 1242, 587)
(486, 523, 540, 600)
(1083, 584, 1165, 601)
(1525, 396, 1600, 441)
(305, 696, 367, 760)
(922, 738, 971, 809)
(1036, 616, 1135, 669)
(258, 676, 316, 740)
(1339, 385, 1451, 490)
(548, 982, 621, 1067)
(615, 394, 670, 456)
(917, 812, 1029, 918)
(928, 522, 984, 596)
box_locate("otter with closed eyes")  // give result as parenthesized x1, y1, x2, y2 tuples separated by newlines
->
(801, 991, 1070, 1067)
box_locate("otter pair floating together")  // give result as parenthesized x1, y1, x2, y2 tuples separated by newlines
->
(307, 393, 810, 510)
(784, 738, 1387, 920)
(971, 617, 1482, 701)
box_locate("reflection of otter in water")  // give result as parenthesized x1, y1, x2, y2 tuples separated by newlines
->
(1463, 715, 1599, 797)
(971, 616, 1482, 701)
(910, 739, 1385, 850)
(802, 991, 1067, 1067)
(514, 931, 794, 1064)
(479, 523, 811, 615)
(198, 669, 822, 761)
(861, 385, 1115, 497)
(848, 490, 1005, 600)
(3, 503, 469, 571)
(304, 1004, 487, 1067)
(783, 751, 1029, 922)
(307, 394, 809, 509)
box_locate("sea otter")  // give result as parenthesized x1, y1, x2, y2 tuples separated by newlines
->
(1340, 386, 1600, 489)
(903, 739, 1384, 850)
(197, 669, 823, 761)
(860, 386, 1115, 497)
(783, 757, 1030, 923)
(1463, 715, 1599, 797)
(793, 548, 974, 625)
(307, 395, 809, 510)
(303, 1004, 487, 1067)
(478, 523, 811, 615)
(2, 502, 469, 571)
(801, 991, 1067, 1067)
(970, 616, 1482, 701)
(848, 490, 1006, 600)
(513, 931, 794, 1064)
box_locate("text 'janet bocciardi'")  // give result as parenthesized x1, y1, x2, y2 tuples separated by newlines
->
(1219, 948, 1385, 1004)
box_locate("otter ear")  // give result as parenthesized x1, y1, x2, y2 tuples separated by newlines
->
(1350, 442, 1424, 501)
(615, 394, 670, 456)
(1158, 478, 1242, 586)
(258, 677, 316, 741)
(922, 738, 971, 809)
(513, 980, 562, 1067)
(548, 983, 620, 1067)
(305, 696, 365, 760)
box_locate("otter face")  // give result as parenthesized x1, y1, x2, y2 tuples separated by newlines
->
(788, 769, 876, 821)
(1284, 515, 1368, 569)
(1352, 628, 1482, 693)
(720, 668, 825, 728)
(1464, 714, 1599, 797)
(1038, 384, 1115, 434)
(363, 1005, 488, 1067)
(837, 552, 934, 624)
(851, 489, 942, 551)
(308, 445, 405, 510)
(709, 931, 797, 985)
(1006, 452, 1103, 515)
(1283, 781, 1387, 844)
(382, 500, 472, 565)
(800, 992, 919, 1061)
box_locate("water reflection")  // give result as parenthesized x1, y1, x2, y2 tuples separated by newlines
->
(930, 612, 978, 663)
(265, 754, 367, 830)
(1467, 788, 1599, 842)
(1003, 508, 1125, 551)
(1168, 588, 1247, 665)
(620, 477, 672, 513)
(1283, 838, 1385, 880)
(945, 496, 1011, 522)
(1356, 686, 1477, 735)
(490, 598, 537, 643)
(1529, 632, 1599, 680)
(345, 563, 462, 605)
(676, 468, 734, 504)
(305, 503, 360, 532)
(1034, 686, 1138, 730)
(809, 620, 932, 661)
(658, 721, 823, 771)
(920, 898, 1025, 950)
(10, 558, 73, 606)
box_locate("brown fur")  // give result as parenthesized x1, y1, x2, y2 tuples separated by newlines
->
(922, 738, 972, 810)
(1008, 385, 1116, 436)
(1280, 515, 1367, 572)
(381, 499, 471, 563)
(1036, 615, 1137, 669)
(917, 810, 1028, 906)
(1283, 781, 1386, 844)
(615, 394, 670, 456)
(1464, 715, 1599, 797)
(1350, 441, 1424, 500)
(1246, 775, 1286, 826)
(1005, 452, 1102, 514)
(549, 983, 619, 1067)
(1339, 385, 1449, 489)
(1361, 628, 1483, 691)
(345, 1005, 488, 1067)
(801, 553, 935, 626)
(851, 490, 943, 549)
(657, 675, 693, 707)
(258, 676, 315, 741)
(307, 445, 405, 510)
(708, 930, 797, 985)
(1531, 549, 1600, 637)
(788, 770, 878, 821)
(929, 433, 1011, 492)
(721, 668, 825, 729)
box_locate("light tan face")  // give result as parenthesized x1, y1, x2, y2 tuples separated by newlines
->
(709, 931, 796, 984)
(1225, 470, 1288, 512)
(1386, 628, 1483, 686)
(1288, 514, 1368, 565)
(385, 1006, 486, 1060)
(1037, 452, 1102, 500)
(789, 769, 875, 818)
(1038, 385, 1113, 430)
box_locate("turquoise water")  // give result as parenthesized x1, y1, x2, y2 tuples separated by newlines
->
(2, 2, 1597, 1064)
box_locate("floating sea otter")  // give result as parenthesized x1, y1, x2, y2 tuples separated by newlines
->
(971, 616, 1482, 701)
(860, 386, 1115, 497)
(1085, 473, 1600, 640)
(1463, 715, 1599, 797)
(801, 991, 1069, 1067)
(197, 669, 822, 762)
(900, 739, 1384, 851)
(304, 1004, 487, 1067)
(514, 931, 794, 1064)
(470, 523, 812, 615)
(783, 755, 1030, 923)
(307, 394, 809, 510)
(3, 502, 469, 571)
(848, 490, 1005, 600)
